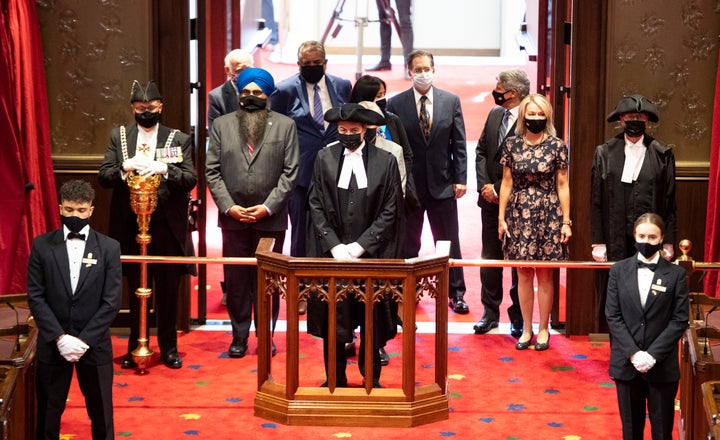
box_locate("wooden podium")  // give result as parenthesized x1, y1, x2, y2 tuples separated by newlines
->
(702, 381, 720, 439)
(679, 321, 720, 439)
(253, 239, 451, 427)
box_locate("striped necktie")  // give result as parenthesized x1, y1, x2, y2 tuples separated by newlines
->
(498, 109, 510, 147)
(313, 84, 324, 132)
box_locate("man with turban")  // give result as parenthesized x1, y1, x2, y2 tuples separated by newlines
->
(206, 67, 299, 358)
(306, 103, 403, 388)
(99, 80, 196, 370)
(590, 94, 677, 331)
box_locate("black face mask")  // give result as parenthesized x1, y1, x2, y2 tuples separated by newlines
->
(363, 130, 377, 145)
(338, 133, 363, 151)
(238, 95, 267, 113)
(135, 111, 161, 128)
(492, 90, 510, 106)
(374, 98, 387, 113)
(300, 65, 325, 84)
(60, 215, 90, 233)
(525, 118, 547, 134)
(624, 120, 646, 137)
(635, 241, 663, 259)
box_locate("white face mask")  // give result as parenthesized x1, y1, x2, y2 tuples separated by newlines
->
(412, 71, 433, 90)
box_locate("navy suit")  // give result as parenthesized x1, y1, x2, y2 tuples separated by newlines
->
(27, 228, 122, 439)
(605, 256, 688, 439)
(387, 86, 467, 299)
(270, 73, 352, 256)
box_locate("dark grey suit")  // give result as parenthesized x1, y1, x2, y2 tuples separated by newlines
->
(475, 106, 521, 324)
(207, 110, 299, 340)
(387, 86, 467, 299)
(605, 256, 688, 439)
(27, 228, 122, 439)
(208, 80, 238, 131)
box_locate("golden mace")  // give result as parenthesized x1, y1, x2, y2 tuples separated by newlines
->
(127, 172, 160, 374)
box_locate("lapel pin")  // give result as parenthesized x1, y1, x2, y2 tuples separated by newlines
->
(82, 252, 98, 267)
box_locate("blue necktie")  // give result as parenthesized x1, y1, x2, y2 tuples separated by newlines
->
(313, 84, 324, 132)
(498, 109, 510, 147)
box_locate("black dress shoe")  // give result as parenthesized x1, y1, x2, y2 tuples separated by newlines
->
(515, 332, 534, 350)
(228, 337, 248, 358)
(473, 317, 499, 334)
(161, 351, 183, 369)
(366, 61, 391, 71)
(321, 378, 348, 387)
(379, 347, 390, 366)
(449, 297, 470, 314)
(510, 320, 524, 338)
(120, 353, 137, 369)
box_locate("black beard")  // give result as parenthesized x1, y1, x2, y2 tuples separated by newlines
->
(236, 108, 269, 144)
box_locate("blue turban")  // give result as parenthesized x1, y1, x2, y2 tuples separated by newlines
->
(236, 67, 275, 96)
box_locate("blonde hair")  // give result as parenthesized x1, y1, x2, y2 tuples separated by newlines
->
(515, 93, 557, 137)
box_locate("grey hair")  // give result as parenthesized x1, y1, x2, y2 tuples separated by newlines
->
(497, 69, 531, 100)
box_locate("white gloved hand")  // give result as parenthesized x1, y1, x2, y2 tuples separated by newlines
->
(663, 243, 674, 261)
(346, 242, 365, 259)
(122, 156, 152, 172)
(631, 351, 656, 373)
(56, 335, 89, 362)
(591, 244, 607, 262)
(330, 244, 353, 260)
(138, 160, 168, 176)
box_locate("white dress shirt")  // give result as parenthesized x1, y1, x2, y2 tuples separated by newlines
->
(64, 225, 89, 293)
(621, 136, 646, 183)
(337, 143, 368, 189)
(637, 253, 660, 308)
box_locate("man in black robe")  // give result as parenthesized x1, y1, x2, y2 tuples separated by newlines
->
(590, 94, 677, 332)
(306, 103, 403, 388)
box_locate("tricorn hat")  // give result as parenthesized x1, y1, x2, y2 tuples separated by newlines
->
(324, 103, 385, 126)
(607, 94, 659, 123)
(130, 80, 162, 103)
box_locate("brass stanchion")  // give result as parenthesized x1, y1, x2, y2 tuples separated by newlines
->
(127, 172, 160, 374)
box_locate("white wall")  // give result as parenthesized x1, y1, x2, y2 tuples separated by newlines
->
(275, 0, 526, 59)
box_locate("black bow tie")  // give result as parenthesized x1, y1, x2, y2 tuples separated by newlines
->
(637, 260, 657, 271)
(67, 232, 86, 241)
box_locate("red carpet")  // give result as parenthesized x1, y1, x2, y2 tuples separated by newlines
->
(58, 330, 648, 439)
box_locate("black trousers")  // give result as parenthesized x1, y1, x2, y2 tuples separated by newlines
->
(287, 185, 308, 257)
(36, 360, 114, 440)
(480, 201, 521, 323)
(323, 325, 382, 386)
(376, 0, 413, 64)
(404, 195, 466, 299)
(614, 375, 678, 440)
(222, 228, 284, 339)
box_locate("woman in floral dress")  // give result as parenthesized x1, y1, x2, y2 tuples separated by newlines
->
(498, 93, 571, 351)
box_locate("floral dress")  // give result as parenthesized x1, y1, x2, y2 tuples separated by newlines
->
(500, 135, 569, 260)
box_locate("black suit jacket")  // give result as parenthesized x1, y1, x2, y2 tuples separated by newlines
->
(207, 80, 238, 130)
(605, 256, 688, 382)
(27, 229, 122, 365)
(270, 73, 352, 188)
(98, 123, 197, 273)
(475, 106, 517, 208)
(387, 86, 466, 200)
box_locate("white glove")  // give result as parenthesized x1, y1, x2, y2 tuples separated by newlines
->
(122, 156, 152, 172)
(56, 335, 89, 362)
(631, 351, 656, 373)
(346, 242, 365, 259)
(591, 244, 607, 262)
(330, 244, 353, 260)
(138, 160, 168, 176)
(663, 243, 674, 261)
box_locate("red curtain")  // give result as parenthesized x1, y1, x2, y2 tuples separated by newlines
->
(0, 0, 57, 294)
(704, 50, 720, 297)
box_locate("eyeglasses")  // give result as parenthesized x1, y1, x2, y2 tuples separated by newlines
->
(133, 104, 161, 113)
(239, 89, 265, 97)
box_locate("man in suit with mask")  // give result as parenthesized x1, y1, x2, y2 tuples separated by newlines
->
(28, 179, 122, 439)
(207, 48, 254, 131)
(473, 69, 529, 337)
(207, 67, 299, 358)
(99, 80, 197, 370)
(387, 49, 469, 314)
(270, 40, 352, 260)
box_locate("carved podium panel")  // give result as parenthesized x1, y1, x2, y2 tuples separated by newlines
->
(253, 239, 451, 427)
